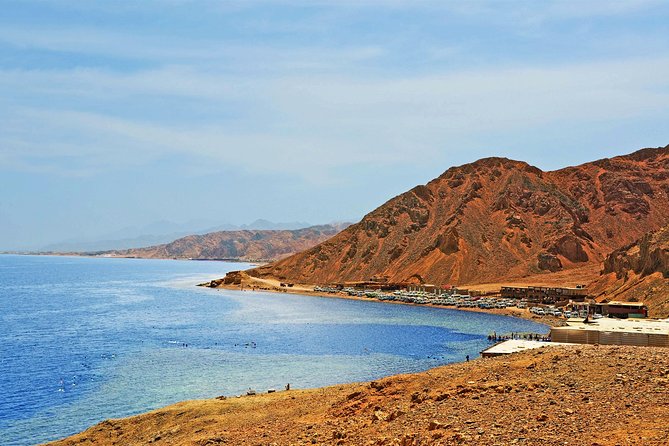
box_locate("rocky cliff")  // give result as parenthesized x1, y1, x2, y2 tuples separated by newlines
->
(589, 223, 669, 316)
(104, 224, 348, 262)
(249, 145, 669, 286)
(602, 223, 669, 279)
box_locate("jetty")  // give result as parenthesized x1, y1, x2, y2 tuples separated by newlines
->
(481, 339, 574, 357)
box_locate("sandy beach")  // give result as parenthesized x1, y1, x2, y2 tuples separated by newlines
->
(201, 274, 566, 328)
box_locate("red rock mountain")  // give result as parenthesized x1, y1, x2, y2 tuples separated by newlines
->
(106, 224, 348, 262)
(249, 146, 669, 286)
(589, 223, 669, 317)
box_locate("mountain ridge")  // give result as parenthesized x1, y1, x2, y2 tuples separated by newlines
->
(100, 223, 350, 262)
(248, 145, 669, 287)
(40, 219, 317, 252)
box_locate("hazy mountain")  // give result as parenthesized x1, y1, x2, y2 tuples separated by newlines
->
(101, 223, 350, 261)
(39, 219, 315, 252)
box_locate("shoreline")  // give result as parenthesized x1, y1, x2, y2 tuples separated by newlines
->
(0, 251, 269, 265)
(49, 343, 669, 445)
(47, 271, 663, 445)
(44, 271, 556, 444)
(205, 281, 564, 328)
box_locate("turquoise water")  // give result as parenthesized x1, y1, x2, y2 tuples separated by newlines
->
(0, 255, 548, 445)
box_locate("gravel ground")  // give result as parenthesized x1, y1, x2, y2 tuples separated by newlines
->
(50, 345, 669, 446)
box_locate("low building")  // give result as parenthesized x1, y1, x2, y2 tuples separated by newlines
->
(407, 284, 436, 293)
(596, 301, 648, 319)
(339, 281, 406, 291)
(569, 301, 648, 319)
(500, 285, 588, 304)
(550, 318, 669, 347)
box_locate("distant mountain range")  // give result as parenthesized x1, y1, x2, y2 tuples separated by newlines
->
(40, 219, 314, 252)
(95, 223, 351, 262)
(248, 145, 669, 293)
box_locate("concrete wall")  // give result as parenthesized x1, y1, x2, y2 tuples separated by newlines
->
(550, 327, 669, 347)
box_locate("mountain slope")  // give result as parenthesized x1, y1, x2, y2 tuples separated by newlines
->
(104, 224, 348, 262)
(588, 223, 669, 317)
(249, 145, 669, 285)
(42, 220, 314, 252)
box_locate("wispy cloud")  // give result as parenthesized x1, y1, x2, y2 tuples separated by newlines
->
(3, 55, 668, 179)
(1, 0, 669, 248)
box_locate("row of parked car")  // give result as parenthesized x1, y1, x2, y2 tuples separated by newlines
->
(335, 288, 553, 316)
(315, 286, 591, 319)
(531, 306, 563, 317)
(529, 307, 601, 319)
(313, 286, 341, 294)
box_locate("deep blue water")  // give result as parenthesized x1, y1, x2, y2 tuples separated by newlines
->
(0, 255, 548, 445)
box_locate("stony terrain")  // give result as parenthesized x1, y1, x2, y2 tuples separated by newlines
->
(249, 146, 669, 287)
(589, 223, 669, 317)
(100, 224, 348, 262)
(50, 345, 669, 446)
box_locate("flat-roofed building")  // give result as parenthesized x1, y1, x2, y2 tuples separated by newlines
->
(569, 301, 649, 319)
(596, 301, 648, 319)
(500, 285, 588, 303)
(551, 318, 669, 347)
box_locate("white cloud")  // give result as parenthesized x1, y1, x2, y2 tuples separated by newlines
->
(0, 66, 247, 102)
(1, 1, 668, 182)
(2, 55, 668, 181)
(0, 23, 386, 72)
(428, 0, 664, 21)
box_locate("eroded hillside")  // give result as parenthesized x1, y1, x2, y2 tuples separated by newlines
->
(250, 146, 669, 286)
(105, 224, 348, 262)
(589, 223, 669, 317)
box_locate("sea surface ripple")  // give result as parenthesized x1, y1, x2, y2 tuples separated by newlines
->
(0, 255, 548, 445)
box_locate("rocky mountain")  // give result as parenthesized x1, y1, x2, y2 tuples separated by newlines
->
(249, 145, 669, 286)
(102, 224, 349, 262)
(589, 223, 669, 317)
(41, 219, 315, 252)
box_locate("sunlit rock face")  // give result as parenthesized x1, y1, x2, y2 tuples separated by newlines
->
(251, 146, 669, 286)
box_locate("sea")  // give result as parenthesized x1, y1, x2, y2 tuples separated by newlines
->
(0, 254, 548, 445)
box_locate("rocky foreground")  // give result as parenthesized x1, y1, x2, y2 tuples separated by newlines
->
(50, 345, 669, 446)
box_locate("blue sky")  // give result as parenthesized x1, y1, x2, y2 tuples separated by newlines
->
(1, 0, 669, 250)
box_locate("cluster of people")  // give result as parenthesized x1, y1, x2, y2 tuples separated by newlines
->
(487, 332, 550, 342)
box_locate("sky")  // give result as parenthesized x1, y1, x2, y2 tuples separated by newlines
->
(1, 0, 669, 250)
